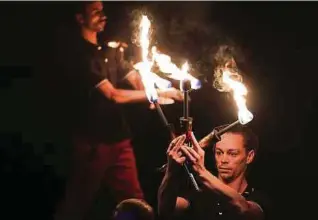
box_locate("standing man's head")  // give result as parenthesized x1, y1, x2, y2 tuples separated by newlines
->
(75, 1, 107, 33)
(214, 126, 259, 183)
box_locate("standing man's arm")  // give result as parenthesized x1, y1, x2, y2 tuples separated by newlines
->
(96, 78, 149, 103)
(124, 70, 183, 104)
(115, 45, 145, 90)
(124, 69, 145, 90)
(90, 53, 182, 103)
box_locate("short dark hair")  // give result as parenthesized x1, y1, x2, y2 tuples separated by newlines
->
(215, 124, 259, 154)
(112, 199, 154, 220)
(73, 1, 96, 15)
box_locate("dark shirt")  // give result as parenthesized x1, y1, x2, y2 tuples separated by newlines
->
(56, 35, 133, 144)
(181, 183, 271, 220)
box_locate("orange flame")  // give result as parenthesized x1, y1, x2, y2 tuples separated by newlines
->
(133, 15, 172, 102)
(152, 47, 201, 90)
(222, 69, 253, 124)
(133, 15, 200, 103)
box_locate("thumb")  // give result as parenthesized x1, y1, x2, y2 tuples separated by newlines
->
(149, 103, 155, 110)
(190, 132, 201, 152)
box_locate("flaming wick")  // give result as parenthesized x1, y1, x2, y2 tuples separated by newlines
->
(134, 16, 172, 102)
(222, 68, 253, 124)
(152, 47, 201, 90)
(198, 60, 254, 149)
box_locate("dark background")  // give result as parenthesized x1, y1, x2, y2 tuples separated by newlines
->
(0, 1, 317, 220)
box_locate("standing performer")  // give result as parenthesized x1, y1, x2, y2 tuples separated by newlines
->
(53, 1, 183, 220)
(158, 126, 271, 220)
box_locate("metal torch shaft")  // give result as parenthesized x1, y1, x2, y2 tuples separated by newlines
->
(183, 90, 189, 119)
(216, 120, 240, 135)
(154, 101, 169, 126)
(199, 120, 240, 148)
(154, 101, 176, 140)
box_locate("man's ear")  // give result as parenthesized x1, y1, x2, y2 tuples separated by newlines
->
(246, 149, 255, 164)
(75, 13, 84, 25)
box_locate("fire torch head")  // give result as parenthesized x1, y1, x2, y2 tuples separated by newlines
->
(180, 79, 192, 92)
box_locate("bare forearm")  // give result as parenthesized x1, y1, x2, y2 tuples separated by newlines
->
(125, 70, 145, 90)
(129, 77, 145, 90)
(198, 170, 249, 213)
(112, 89, 148, 103)
(97, 79, 147, 104)
(158, 172, 180, 217)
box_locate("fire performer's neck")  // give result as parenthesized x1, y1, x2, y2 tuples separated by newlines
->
(81, 28, 98, 45)
(219, 172, 248, 194)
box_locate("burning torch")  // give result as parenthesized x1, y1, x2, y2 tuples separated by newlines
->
(199, 67, 254, 148)
(133, 15, 176, 139)
(154, 60, 202, 191)
(134, 15, 203, 191)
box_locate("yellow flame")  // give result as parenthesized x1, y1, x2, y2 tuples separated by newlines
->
(135, 15, 157, 102)
(140, 16, 151, 62)
(133, 15, 173, 102)
(151, 72, 171, 89)
(222, 69, 253, 124)
(134, 14, 200, 103)
(107, 41, 120, 48)
(152, 47, 201, 90)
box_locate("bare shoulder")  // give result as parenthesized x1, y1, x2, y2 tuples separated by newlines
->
(176, 196, 190, 210)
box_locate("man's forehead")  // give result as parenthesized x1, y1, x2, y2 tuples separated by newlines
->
(215, 133, 244, 150)
(86, 1, 103, 11)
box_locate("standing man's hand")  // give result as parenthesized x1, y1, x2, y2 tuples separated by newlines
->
(158, 88, 184, 102)
(148, 97, 175, 109)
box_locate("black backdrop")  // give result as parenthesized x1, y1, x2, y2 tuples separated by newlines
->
(0, 2, 317, 220)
